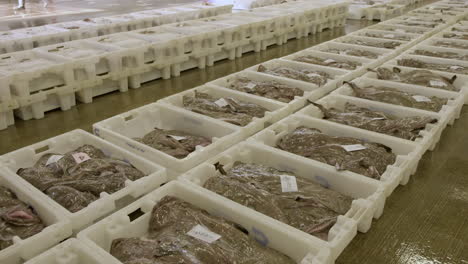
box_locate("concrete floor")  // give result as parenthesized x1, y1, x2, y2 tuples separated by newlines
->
(0, 1, 467, 263)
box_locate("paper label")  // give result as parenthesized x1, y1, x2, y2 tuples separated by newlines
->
(245, 82, 257, 89)
(72, 153, 91, 164)
(214, 98, 229, 107)
(46, 155, 63, 166)
(412, 95, 432, 102)
(395, 29, 406, 33)
(280, 175, 298, 192)
(306, 73, 321, 78)
(429, 80, 447, 87)
(169, 135, 187, 141)
(383, 34, 395, 38)
(341, 144, 367, 152)
(450, 65, 464, 70)
(324, 59, 336, 64)
(187, 225, 221, 243)
(371, 117, 386, 121)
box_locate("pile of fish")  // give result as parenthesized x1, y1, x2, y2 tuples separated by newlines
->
(413, 49, 468, 61)
(0, 187, 46, 250)
(342, 39, 402, 49)
(346, 82, 448, 112)
(312, 102, 437, 140)
(134, 128, 212, 159)
(397, 58, 468, 75)
(228, 77, 304, 103)
(294, 55, 361, 70)
(204, 162, 353, 240)
(324, 48, 379, 59)
(110, 196, 296, 264)
(444, 32, 468, 40)
(183, 91, 268, 127)
(363, 32, 411, 41)
(373, 67, 459, 91)
(17, 145, 145, 213)
(395, 21, 438, 28)
(277, 126, 396, 179)
(435, 40, 468, 50)
(257, 65, 330, 86)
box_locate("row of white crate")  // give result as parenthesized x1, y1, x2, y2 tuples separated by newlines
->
(0, 4, 233, 55)
(84, 0, 468, 176)
(0, 1, 464, 263)
(0, 2, 349, 130)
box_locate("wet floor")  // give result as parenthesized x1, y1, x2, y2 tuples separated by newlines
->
(0, 0, 467, 263)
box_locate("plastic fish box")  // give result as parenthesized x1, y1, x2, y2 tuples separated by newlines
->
(35, 40, 125, 85)
(92, 103, 245, 177)
(245, 59, 350, 98)
(334, 35, 410, 53)
(380, 18, 448, 30)
(77, 180, 333, 264)
(48, 21, 99, 41)
(311, 41, 394, 68)
(298, 93, 447, 155)
(0, 26, 70, 55)
(332, 76, 464, 127)
(0, 99, 18, 130)
(182, 140, 386, 228)
(23, 239, 115, 264)
(352, 29, 422, 43)
(157, 85, 288, 136)
(207, 70, 320, 114)
(406, 43, 468, 62)
(248, 114, 421, 197)
(0, 129, 168, 233)
(0, 170, 72, 264)
(387, 53, 468, 80)
(368, 24, 431, 35)
(282, 49, 373, 82)
(420, 36, 468, 50)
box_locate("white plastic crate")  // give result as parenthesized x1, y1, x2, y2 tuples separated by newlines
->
(207, 70, 319, 113)
(281, 49, 374, 82)
(311, 41, 393, 68)
(332, 76, 464, 126)
(245, 59, 349, 99)
(0, 170, 72, 264)
(248, 114, 421, 197)
(0, 129, 168, 233)
(181, 141, 383, 260)
(23, 239, 115, 264)
(0, 4, 233, 55)
(297, 94, 447, 153)
(420, 36, 468, 50)
(368, 24, 431, 35)
(158, 85, 288, 135)
(77, 181, 333, 264)
(352, 29, 422, 43)
(334, 35, 410, 52)
(406, 43, 468, 62)
(93, 103, 245, 177)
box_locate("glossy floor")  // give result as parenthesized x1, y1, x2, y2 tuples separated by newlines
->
(0, 1, 467, 263)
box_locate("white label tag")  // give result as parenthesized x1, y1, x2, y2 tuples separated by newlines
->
(169, 135, 186, 141)
(245, 82, 257, 89)
(306, 73, 321, 78)
(341, 144, 367, 152)
(383, 34, 395, 38)
(450, 65, 464, 70)
(429, 80, 447, 87)
(214, 98, 229, 107)
(395, 29, 406, 33)
(72, 152, 91, 164)
(412, 95, 432, 102)
(371, 117, 386, 121)
(324, 59, 336, 64)
(46, 155, 63, 166)
(280, 175, 298, 193)
(187, 225, 222, 243)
